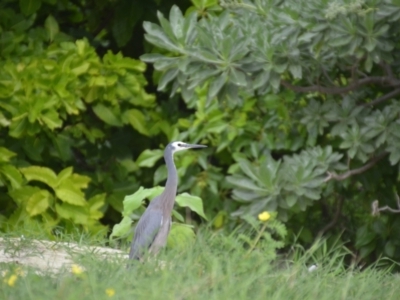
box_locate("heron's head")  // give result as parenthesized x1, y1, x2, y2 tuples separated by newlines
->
(168, 141, 207, 154)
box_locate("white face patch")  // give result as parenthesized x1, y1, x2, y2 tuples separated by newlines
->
(170, 141, 189, 153)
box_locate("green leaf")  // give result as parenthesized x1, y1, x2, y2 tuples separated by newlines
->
(9, 114, 29, 138)
(285, 194, 297, 207)
(40, 110, 62, 130)
(227, 176, 268, 193)
(388, 150, 400, 166)
(71, 62, 90, 76)
(384, 240, 396, 257)
(289, 64, 302, 79)
(122, 187, 146, 214)
(208, 73, 226, 100)
(92, 104, 123, 127)
(364, 55, 373, 72)
(112, 0, 143, 47)
(212, 210, 227, 229)
(88, 193, 106, 220)
(75, 39, 88, 55)
(172, 210, 184, 222)
(167, 223, 196, 250)
(123, 186, 165, 216)
(70, 173, 91, 189)
(365, 38, 377, 52)
(169, 5, 184, 39)
(50, 133, 72, 162)
(88, 193, 106, 211)
(356, 225, 376, 248)
(44, 15, 59, 41)
(0, 165, 23, 189)
(20, 166, 58, 188)
(329, 35, 353, 47)
(26, 189, 51, 216)
(146, 186, 165, 201)
(0, 112, 10, 127)
(259, 159, 281, 189)
(183, 11, 197, 44)
(140, 53, 166, 63)
(9, 186, 41, 205)
(110, 216, 132, 239)
(0, 147, 16, 163)
(230, 68, 247, 87)
(158, 68, 179, 91)
(154, 165, 167, 185)
(237, 158, 260, 183)
(122, 109, 149, 136)
(55, 179, 87, 206)
(57, 167, 73, 185)
(19, 0, 41, 15)
(107, 193, 123, 213)
(143, 22, 180, 53)
(136, 149, 164, 168)
(56, 203, 89, 224)
(175, 193, 207, 220)
(253, 71, 270, 90)
(157, 13, 175, 42)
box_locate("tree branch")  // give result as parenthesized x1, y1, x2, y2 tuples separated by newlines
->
(361, 88, 400, 107)
(324, 152, 388, 182)
(281, 76, 400, 94)
(371, 194, 400, 216)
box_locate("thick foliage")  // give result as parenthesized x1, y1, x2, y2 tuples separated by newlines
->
(0, 1, 210, 244)
(110, 186, 207, 245)
(140, 0, 400, 263)
(0, 7, 157, 234)
(2, 0, 400, 265)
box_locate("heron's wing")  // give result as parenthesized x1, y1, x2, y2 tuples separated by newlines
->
(129, 207, 163, 260)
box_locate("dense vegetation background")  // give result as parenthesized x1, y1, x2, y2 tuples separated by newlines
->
(1, 0, 400, 267)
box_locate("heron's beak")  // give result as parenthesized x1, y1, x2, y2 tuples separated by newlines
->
(186, 143, 207, 149)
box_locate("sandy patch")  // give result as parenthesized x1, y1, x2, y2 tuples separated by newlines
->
(0, 237, 128, 274)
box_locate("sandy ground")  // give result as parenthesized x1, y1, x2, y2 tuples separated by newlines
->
(0, 237, 128, 274)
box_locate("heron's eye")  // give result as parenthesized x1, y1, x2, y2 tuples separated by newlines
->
(177, 143, 182, 147)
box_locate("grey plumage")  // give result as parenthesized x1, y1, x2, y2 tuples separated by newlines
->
(129, 141, 207, 260)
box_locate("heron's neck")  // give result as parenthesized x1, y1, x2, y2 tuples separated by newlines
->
(162, 151, 178, 211)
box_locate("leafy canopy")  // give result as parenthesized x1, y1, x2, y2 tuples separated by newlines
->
(140, 0, 400, 262)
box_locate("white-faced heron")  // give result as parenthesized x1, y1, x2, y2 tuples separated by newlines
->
(129, 141, 207, 260)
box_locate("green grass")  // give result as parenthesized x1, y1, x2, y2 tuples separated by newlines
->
(1, 230, 400, 300)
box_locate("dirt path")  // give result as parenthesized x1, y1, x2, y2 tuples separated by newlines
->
(0, 237, 128, 274)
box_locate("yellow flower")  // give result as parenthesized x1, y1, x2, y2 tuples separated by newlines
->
(5, 274, 18, 287)
(105, 288, 115, 297)
(71, 264, 84, 275)
(258, 211, 271, 222)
